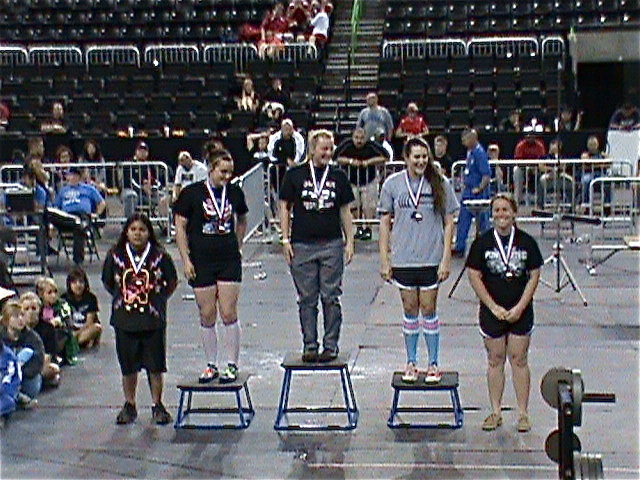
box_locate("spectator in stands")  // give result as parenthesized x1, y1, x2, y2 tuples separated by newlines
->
(1, 300, 44, 402)
(258, 102, 285, 131)
(553, 105, 582, 132)
(268, 118, 306, 167)
(246, 132, 271, 166)
(50, 167, 106, 265)
(258, 30, 285, 59)
(374, 128, 394, 162)
(20, 164, 49, 209)
(537, 139, 574, 208)
(334, 127, 390, 240)
(172, 151, 208, 206)
(20, 292, 60, 387)
(609, 102, 640, 130)
(498, 109, 523, 133)
(10, 149, 25, 165)
(0, 101, 10, 132)
(53, 144, 75, 192)
(40, 101, 69, 135)
(452, 129, 492, 257)
(513, 133, 547, 204)
(488, 143, 507, 193)
(395, 102, 429, 140)
(264, 78, 290, 109)
(287, 0, 311, 37)
(357, 92, 394, 142)
(79, 139, 108, 196)
(261, 2, 289, 41)
(433, 135, 454, 177)
(26, 137, 51, 190)
(121, 141, 163, 219)
(580, 135, 609, 205)
(235, 78, 260, 113)
(308, 1, 330, 51)
(202, 136, 226, 162)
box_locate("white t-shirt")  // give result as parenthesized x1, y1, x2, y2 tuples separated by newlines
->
(174, 160, 208, 187)
(311, 11, 329, 36)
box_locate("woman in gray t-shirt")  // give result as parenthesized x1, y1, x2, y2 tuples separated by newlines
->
(378, 137, 459, 384)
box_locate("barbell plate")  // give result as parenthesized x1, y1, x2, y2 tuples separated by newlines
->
(545, 429, 582, 463)
(581, 454, 590, 480)
(572, 369, 584, 426)
(541, 367, 573, 408)
(594, 454, 604, 480)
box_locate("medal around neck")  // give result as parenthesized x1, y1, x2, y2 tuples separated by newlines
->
(493, 227, 515, 280)
(206, 180, 228, 233)
(404, 171, 425, 222)
(309, 162, 329, 211)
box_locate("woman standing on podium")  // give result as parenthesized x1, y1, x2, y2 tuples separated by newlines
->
(378, 137, 459, 384)
(466, 193, 542, 432)
(174, 149, 248, 385)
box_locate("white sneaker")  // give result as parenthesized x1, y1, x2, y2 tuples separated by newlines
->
(425, 365, 442, 384)
(401, 363, 418, 383)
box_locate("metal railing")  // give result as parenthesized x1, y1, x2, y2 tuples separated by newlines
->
(86, 45, 140, 67)
(203, 43, 257, 72)
(143, 44, 200, 64)
(270, 42, 318, 63)
(28, 45, 83, 65)
(0, 46, 28, 66)
(382, 38, 467, 59)
(468, 36, 539, 57)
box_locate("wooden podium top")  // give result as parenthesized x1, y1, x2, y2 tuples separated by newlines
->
(281, 352, 349, 369)
(177, 371, 250, 391)
(391, 371, 459, 390)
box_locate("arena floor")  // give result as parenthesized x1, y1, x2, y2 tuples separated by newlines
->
(1, 222, 638, 479)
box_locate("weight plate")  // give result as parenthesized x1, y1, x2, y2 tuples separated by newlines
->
(581, 454, 590, 480)
(572, 369, 584, 427)
(574, 451, 583, 480)
(541, 367, 573, 408)
(545, 429, 582, 463)
(594, 454, 604, 480)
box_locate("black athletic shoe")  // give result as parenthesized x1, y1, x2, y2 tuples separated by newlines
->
(318, 350, 338, 363)
(151, 403, 172, 425)
(301, 350, 319, 363)
(116, 402, 137, 425)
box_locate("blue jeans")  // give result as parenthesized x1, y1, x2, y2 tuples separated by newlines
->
(21, 374, 42, 399)
(289, 239, 344, 354)
(455, 198, 491, 253)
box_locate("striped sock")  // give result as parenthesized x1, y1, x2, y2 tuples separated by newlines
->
(403, 314, 420, 365)
(421, 313, 440, 366)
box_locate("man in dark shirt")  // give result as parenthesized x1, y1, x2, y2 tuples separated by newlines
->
(279, 129, 354, 363)
(433, 135, 454, 177)
(334, 127, 389, 240)
(264, 78, 290, 109)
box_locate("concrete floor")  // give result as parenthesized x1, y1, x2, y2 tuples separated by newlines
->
(1, 223, 638, 479)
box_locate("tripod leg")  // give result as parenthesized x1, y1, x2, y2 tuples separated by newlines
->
(558, 255, 588, 306)
(448, 264, 467, 298)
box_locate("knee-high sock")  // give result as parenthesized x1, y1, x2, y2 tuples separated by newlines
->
(219, 320, 241, 366)
(200, 325, 218, 366)
(402, 314, 420, 365)
(421, 313, 440, 366)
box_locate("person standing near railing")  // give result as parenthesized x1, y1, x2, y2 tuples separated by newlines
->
(452, 129, 491, 258)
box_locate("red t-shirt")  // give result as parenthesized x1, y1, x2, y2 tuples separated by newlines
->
(514, 139, 547, 159)
(262, 14, 290, 34)
(398, 115, 428, 135)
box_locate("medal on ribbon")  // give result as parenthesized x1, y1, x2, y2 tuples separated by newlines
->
(404, 171, 424, 222)
(309, 162, 329, 212)
(205, 180, 228, 233)
(493, 227, 516, 280)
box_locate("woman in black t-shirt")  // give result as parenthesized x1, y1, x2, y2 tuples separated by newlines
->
(62, 266, 102, 349)
(174, 149, 248, 385)
(466, 193, 543, 433)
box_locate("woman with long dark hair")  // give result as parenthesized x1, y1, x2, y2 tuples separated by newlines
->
(378, 137, 459, 384)
(102, 213, 177, 425)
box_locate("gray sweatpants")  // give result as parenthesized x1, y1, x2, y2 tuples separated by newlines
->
(289, 238, 344, 354)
